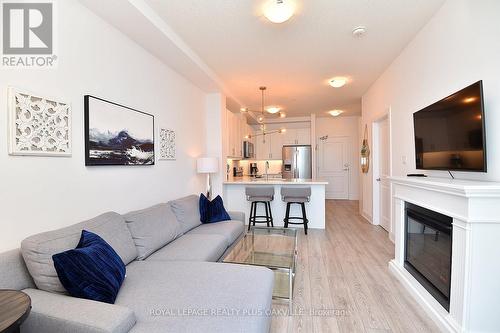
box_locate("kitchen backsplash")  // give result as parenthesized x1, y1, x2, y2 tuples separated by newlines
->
(227, 159, 283, 177)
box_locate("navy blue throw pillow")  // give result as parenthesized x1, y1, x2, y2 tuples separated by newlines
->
(199, 194, 231, 223)
(199, 193, 210, 223)
(52, 230, 126, 304)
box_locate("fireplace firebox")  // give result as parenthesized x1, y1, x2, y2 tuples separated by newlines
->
(404, 202, 452, 311)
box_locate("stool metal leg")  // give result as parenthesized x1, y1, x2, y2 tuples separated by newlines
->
(264, 202, 270, 227)
(267, 202, 274, 227)
(284, 202, 290, 228)
(301, 202, 308, 235)
(248, 201, 254, 231)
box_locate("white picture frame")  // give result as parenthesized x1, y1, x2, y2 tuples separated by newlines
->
(159, 128, 175, 160)
(8, 87, 72, 156)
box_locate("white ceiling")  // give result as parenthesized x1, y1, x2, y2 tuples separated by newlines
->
(143, 0, 445, 117)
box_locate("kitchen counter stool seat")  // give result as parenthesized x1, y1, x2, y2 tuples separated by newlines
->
(245, 187, 274, 230)
(281, 187, 311, 235)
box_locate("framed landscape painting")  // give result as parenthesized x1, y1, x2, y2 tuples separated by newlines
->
(84, 95, 154, 166)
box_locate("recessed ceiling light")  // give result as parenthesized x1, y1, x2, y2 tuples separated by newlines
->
(328, 110, 344, 117)
(240, 107, 248, 112)
(263, 0, 295, 24)
(352, 26, 367, 38)
(266, 106, 281, 114)
(329, 77, 348, 88)
(278, 128, 287, 133)
(279, 112, 286, 118)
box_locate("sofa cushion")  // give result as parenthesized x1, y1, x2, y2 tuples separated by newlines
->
(169, 195, 201, 234)
(53, 230, 126, 304)
(116, 261, 274, 333)
(146, 234, 227, 262)
(21, 212, 137, 294)
(0, 249, 35, 290)
(22, 288, 136, 333)
(124, 203, 181, 260)
(186, 220, 244, 247)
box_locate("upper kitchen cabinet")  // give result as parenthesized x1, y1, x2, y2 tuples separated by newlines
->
(282, 127, 311, 145)
(226, 109, 249, 159)
(255, 131, 284, 160)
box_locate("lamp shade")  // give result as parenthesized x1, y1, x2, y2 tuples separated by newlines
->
(197, 157, 218, 174)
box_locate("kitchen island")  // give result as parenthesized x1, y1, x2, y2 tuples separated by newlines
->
(223, 177, 328, 229)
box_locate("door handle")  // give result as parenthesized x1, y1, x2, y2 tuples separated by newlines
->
(376, 178, 381, 181)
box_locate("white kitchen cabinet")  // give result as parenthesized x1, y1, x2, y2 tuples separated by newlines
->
(255, 135, 270, 160)
(269, 132, 283, 160)
(255, 131, 284, 160)
(282, 128, 311, 145)
(296, 128, 311, 145)
(226, 111, 252, 159)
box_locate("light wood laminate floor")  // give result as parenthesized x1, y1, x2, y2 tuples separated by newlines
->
(270, 200, 441, 333)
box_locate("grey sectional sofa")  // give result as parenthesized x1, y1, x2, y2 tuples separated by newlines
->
(0, 195, 274, 333)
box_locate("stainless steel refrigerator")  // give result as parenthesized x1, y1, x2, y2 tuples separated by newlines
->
(282, 145, 312, 179)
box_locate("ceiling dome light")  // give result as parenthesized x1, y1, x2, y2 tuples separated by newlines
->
(266, 106, 281, 114)
(352, 26, 367, 38)
(263, 0, 295, 24)
(328, 110, 344, 117)
(329, 77, 348, 88)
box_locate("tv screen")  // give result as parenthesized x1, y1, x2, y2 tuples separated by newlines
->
(413, 81, 486, 172)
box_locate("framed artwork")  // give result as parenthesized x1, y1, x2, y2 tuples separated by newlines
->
(8, 87, 71, 156)
(84, 95, 154, 166)
(159, 128, 175, 160)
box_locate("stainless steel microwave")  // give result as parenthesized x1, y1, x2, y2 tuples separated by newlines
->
(243, 141, 254, 159)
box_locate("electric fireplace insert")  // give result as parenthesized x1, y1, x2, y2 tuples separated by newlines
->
(404, 202, 453, 311)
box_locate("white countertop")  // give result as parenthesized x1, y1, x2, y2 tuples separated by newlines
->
(223, 177, 328, 185)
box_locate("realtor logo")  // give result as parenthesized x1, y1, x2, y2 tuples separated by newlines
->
(2, 1, 57, 67)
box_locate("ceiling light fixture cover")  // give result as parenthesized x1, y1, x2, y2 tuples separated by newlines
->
(329, 77, 347, 88)
(328, 110, 344, 117)
(352, 26, 367, 38)
(263, 0, 295, 24)
(266, 106, 281, 114)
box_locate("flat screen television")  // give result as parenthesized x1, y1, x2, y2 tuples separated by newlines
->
(413, 81, 486, 172)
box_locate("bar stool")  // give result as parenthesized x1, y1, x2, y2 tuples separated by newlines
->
(281, 187, 311, 235)
(245, 187, 274, 231)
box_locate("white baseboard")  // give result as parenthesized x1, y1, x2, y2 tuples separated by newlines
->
(360, 211, 372, 223)
(388, 260, 460, 333)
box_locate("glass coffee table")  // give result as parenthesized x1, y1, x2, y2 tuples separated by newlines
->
(222, 227, 297, 311)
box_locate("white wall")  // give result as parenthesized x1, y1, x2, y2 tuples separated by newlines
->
(205, 93, 226, 197)
(316, 116, 360, 200)
(0, 0, 208, 251)
(361, 0, 500, 219)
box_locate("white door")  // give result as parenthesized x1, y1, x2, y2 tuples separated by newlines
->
(377, 118, 391, 231)
(318, 136, 350, 199)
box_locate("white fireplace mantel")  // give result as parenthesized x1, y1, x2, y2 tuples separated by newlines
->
(389, 176, 500, 333)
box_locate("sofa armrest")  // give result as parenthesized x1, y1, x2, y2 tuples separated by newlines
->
(228, 211, 245, 222)
(21, 288, 136, 333)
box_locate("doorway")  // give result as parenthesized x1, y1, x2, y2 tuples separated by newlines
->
(318, 136, 350, 199)
(372, 112, 392, 235)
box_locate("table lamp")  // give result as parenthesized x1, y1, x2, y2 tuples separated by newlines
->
(197, 157, 219, 199)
